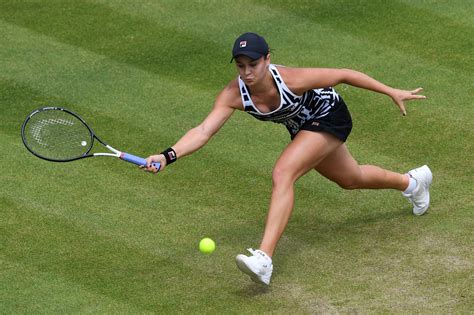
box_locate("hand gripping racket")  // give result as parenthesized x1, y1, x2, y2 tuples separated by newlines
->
(21, 107, 160, 170)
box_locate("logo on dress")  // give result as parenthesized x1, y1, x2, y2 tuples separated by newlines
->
(239, 41, 247, 48)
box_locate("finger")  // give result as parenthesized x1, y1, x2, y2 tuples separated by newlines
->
(143, 159, 154, 172)
(145, 157, 152, 168)
(145, 166, 155, 174)
(152, 165, 161, 174)
(410, 94, 427, 100)
(398, 101, 407, 116)
(141, 164, 153, 171)
(411, 87, 423, 94)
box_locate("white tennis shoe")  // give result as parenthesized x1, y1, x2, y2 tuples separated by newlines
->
(402, 165, 433, 215)
(236, 248, 273, 285)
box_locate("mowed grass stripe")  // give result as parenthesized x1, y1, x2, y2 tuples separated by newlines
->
(399, 0, 474, 28)
(256, 0, 473, 73)
(0, 258, 143, 313)
(100, 0, 474, 74)
(0, 19, 212, 122)
(1, 0, 472, 101)
(0, 1, 233, 91)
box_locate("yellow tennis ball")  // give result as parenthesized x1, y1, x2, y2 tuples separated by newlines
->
(199, 237, 215, 254)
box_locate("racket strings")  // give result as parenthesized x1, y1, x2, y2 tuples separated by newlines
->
(24, 110, 92, 160)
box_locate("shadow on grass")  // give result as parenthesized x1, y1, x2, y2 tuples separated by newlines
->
(286, 204, 410, 243)
(233, 282, 271, 298)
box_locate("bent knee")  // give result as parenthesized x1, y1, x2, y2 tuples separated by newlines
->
(272, 164, 298, 188)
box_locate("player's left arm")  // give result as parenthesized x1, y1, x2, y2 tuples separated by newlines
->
(282, 67, 426, 115)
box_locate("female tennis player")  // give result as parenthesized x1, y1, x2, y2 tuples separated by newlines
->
(144, 32, 432, 285)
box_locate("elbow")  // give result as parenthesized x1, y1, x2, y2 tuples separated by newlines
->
(339, 68, 354, 84)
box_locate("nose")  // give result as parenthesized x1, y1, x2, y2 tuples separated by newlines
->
(244, 66, 252, 76)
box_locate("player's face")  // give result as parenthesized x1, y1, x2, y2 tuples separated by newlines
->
(235, 55, 270, 86)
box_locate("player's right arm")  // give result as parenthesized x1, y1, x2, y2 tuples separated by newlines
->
(145, 80, 242, 172)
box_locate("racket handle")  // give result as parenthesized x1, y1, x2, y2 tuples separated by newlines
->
(120, 152, 161, 170)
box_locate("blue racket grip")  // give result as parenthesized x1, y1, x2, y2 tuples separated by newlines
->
(120, 152, 161, 170)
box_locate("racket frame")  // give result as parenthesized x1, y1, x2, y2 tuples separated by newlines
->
(21, 106, 160, 169)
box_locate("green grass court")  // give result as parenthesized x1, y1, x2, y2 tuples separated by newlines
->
(1, 0, 473, 313)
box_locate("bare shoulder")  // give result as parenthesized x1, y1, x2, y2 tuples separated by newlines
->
(275, 66, 317, 95)
(276, 65, 346, 93)
(215, 78, 244, 110)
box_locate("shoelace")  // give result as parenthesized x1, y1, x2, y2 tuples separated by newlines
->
(247, 248, 257, 255)
(246, 248, 271, 264)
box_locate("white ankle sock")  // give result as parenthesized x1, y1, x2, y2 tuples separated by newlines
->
(403, 174, 417, 194)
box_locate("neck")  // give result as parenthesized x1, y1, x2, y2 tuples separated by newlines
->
(248, 67, 274, 95)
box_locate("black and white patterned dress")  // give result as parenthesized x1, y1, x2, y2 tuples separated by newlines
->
(238, 64, 353, 141)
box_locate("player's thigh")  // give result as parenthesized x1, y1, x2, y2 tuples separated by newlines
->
(274, 131, 343, 182)
(314, 143, 362, 188)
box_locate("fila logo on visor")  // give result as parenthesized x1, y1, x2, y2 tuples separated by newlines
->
(240, 41, 247, 48)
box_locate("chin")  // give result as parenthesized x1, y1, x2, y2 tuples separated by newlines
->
(244, 78, 257, 86)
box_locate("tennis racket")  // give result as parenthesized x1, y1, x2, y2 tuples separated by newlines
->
(21, 106, 160, 170)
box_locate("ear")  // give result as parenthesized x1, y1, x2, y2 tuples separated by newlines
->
(265, 53, 271, 65)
